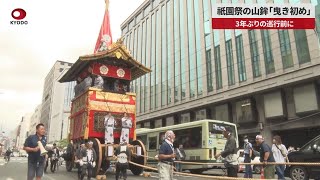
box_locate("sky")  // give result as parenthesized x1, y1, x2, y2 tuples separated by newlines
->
(0, 0, 145, 135)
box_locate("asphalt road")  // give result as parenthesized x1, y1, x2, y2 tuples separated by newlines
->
(0, 156, 289, 180)
(0, 156, 204, 180)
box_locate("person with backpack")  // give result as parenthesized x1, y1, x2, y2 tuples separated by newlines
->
(272, 135, 288, 180)
(115, 140, 131, 180)
(243, 135, 253, 178)
(256, 135, 275, 179)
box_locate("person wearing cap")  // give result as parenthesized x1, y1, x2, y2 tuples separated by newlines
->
(214, 126, 239, 177)
(104, 112, 115, 144)
(75, 142, 87, 180)
(120, 112, 133, 143)
(80, 141, 97, 180)
(115, 140, 131, 180)
(243, 135, 253, 178)
(157, 130, 176, 180)
(256, 135, 275, 179)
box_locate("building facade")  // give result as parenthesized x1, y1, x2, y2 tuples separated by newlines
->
(29, 104, 42, 135)
(121, 0, 320, 147)
(40, 61, 75, 143)
(16, 114, 31, 149)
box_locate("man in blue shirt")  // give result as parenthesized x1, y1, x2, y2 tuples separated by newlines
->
(256, 135, 275, 179)
(157, 130, 176, 180)
(23, 123, 47, 180)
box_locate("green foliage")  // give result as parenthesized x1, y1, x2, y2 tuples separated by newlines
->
(57, 139, 68, 148)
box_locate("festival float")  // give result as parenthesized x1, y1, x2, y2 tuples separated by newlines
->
(59, 0, 151, 176)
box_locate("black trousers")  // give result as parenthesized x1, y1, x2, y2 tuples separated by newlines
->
(227, 165, 238, 177)
(116, 163, 128, 180)
(81, 164, 93, 180)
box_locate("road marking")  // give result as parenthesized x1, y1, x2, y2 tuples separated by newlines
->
(6, 178, 14, 180)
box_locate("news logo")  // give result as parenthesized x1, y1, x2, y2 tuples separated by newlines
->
(11, 8, 28, 25)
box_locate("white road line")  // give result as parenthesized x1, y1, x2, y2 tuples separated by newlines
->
(6, 178, 14, 180)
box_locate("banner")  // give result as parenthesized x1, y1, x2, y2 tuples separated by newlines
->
(94, 0, 113, 52)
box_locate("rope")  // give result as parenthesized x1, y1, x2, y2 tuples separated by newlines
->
(129, 161, 260, 180)
(133, 153, 320, 166)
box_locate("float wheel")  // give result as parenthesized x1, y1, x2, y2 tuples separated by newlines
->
(129, 140, 146, 175)
(90, 138, 103, 176)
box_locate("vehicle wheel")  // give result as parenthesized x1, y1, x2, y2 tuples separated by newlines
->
(253, 165, 261, 174)
(189, 169, 204, 174)
(90, 138, 103, 176)
(290, 166, 308, 180)
(129, 140, 146, 175)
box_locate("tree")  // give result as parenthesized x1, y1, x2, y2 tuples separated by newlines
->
(57, 139, 68, 148)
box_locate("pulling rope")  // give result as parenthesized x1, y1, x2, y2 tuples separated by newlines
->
(129, 161, 261, 180)
(133, 153, 320, 166)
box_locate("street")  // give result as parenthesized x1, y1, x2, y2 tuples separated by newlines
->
(0, 157, 290, 180)
(0, 157, 201, 180)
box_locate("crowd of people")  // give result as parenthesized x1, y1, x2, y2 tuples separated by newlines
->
(74, 74, 130, 97)
(157, 128, 293, 180)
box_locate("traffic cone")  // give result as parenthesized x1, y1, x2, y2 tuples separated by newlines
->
(260, 166, 265, 179)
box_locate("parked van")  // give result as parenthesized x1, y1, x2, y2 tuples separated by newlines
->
(285, 135, 320, 180)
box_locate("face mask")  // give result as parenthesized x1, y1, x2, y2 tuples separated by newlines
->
(244, 139, 248, 143)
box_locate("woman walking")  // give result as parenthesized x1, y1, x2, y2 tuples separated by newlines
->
(272, 135, 288, 180)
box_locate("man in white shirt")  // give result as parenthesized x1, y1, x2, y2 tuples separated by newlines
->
(104, 112, 115, 144)
(120, 112, 132, 143)
(80, 141, 97, 180)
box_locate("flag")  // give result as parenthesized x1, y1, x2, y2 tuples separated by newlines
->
(94, 0, 113, 53)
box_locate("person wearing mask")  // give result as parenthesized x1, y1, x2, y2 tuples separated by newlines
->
(243, 135, 253, 178)
(214, 126, 239, 177)
(23, 123, 47, 180)
(272, 135, 288, 180)
(80, 141, 97, 180)
(174, 144, 186, 172)
(256, 135, 275, 179)
(115, 140, 131, 180)
(157, 130, 176, 180)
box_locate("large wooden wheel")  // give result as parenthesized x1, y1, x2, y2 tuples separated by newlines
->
(129, 140, 146, 175)
(90, 138, 103, 177)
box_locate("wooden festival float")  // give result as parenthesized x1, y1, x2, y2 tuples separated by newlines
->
(59, 39, 151, 176)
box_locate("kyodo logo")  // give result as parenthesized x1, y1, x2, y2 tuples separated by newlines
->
(11, 8, 28, 25)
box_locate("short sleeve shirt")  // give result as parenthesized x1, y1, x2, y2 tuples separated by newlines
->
(244, 142, 252, 154)
(24, 134, 47, 163)
(159, 141, 174, 162)
(259, 142, 275, 162)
